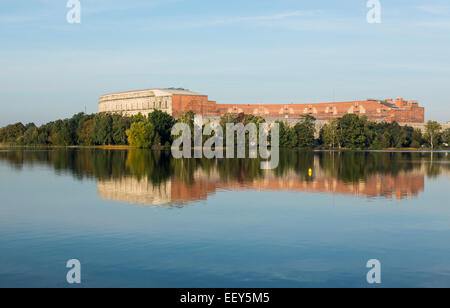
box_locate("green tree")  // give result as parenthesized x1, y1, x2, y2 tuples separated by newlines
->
(148, 110, 176, 145)
(37, 126, 50, 145)
(21, 127, 39, 145)
(410, 128, 424, 148)
(112, 115, 131, 145)
(244, 114, 265, 125)
(1, 123, 26, 143)
(389, 122, 407, 148)
(78, 119, 96, 145)
(294, 115, 316, 148)
(219, 113, 266, 148)
(338, 114, 367, 149)
(176, 110, 197, 146)
(68, 113, 85, 143)
(425, 120, 442, 150)
(244, 114, 265, 146)
(0, 128, 5, 143)
(380, 130, 392, 148)
(48, 120, 72, 145)
(220, 113, 242, 145)
(320, 120, 339, 148)
(179, 110, 196, 129)
(126, 121, 155, 148)
(277, 121, 297, 148)
(442, 128, 450, 146)
(93, 114, 113, 145)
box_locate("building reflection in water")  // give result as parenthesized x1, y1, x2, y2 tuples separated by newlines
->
(0, 149, 447, 207)
(97, 151, 447, 206)
(97, 168, 426, 207)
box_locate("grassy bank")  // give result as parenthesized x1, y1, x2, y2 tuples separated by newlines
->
(1, 143, 448, 152)
(0, 144, 173, 151)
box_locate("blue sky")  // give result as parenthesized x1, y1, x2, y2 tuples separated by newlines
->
(1, 0, 450, 125)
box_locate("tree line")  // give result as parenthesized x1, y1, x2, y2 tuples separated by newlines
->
(317, 114, 449, 150)
(1, 149, 449, 186)
(0, 111, 449, 149)
(0, 110, 175, 148)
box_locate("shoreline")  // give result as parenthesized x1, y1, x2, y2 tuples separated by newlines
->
(0, 144, 448, 152)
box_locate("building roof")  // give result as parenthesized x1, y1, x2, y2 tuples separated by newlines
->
(101, 88, 205, 98)
(153, 88, 205, 96)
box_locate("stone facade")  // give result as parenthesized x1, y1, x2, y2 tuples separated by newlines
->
(99, 89, 425, 123)
(398, 122, 450, 134)
(99, 89, 175, 116)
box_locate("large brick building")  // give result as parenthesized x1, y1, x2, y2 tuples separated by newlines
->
(99, 88, 425, 123)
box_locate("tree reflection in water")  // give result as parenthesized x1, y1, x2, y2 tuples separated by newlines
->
(1, 149, 449, 206)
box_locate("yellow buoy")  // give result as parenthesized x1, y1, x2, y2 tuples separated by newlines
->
(308, 168, 313, 177)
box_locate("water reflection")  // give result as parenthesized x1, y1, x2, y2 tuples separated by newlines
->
(1, 149, 449, 206)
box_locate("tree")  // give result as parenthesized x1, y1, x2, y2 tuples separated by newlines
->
(179, 111, 196, 129)
(389, 122, 408, 148)
(126, 121, 155, 148)
(2, 123, 26, 143)
(218, 113, 266, 148)
(112, 115, 131, 145)
(93, 114, 113, 145)
(21, 127, 39, 145)
(380, 130, 392, 148)
(78, 119, 95, 145)
(0, 128, 5, 143)
(425, 120, 442, 150)
(68, 113, 85, 143)
(338, 114, 367, 149)
(277, 121, 297, 148)
(410, 128, 424, 148)
(25, 123, 36, 131)
(48, 120, 72, 145)
(442, 128, 450, 146)
(148, 110, 175, 145)
(176, 111, 197, 146)
(320, 120, 339, 148)
(294, 115, 316, 148)
(244, 114, 265, 146)
(244, 114, 265, 126)
(37, 125, 50, 145)
(219, 113, 245, 128)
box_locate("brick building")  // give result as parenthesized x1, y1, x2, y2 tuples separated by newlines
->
(99, 88, 424, 123)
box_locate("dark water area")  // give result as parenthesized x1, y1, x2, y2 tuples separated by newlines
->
(1, 149, 450, 287)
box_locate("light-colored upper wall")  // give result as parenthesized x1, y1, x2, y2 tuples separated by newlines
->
(99, 89, 173, 116)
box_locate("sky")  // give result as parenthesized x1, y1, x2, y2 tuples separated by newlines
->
(0, 0, 450, 126)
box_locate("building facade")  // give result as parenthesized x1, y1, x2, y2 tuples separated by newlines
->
(99, 88, 425, 123)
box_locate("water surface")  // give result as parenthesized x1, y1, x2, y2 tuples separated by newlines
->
(1, 149, 449, 287)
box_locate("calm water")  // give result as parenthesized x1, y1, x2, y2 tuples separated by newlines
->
(1, 149, 450, 287)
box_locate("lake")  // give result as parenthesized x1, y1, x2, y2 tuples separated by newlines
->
(0, 149, 449, 287)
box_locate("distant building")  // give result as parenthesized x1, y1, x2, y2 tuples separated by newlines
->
(99, 88, 425, 123)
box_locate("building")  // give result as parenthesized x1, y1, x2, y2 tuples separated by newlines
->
(99, 88, 214, 118)
(99, 88, 425, 123)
